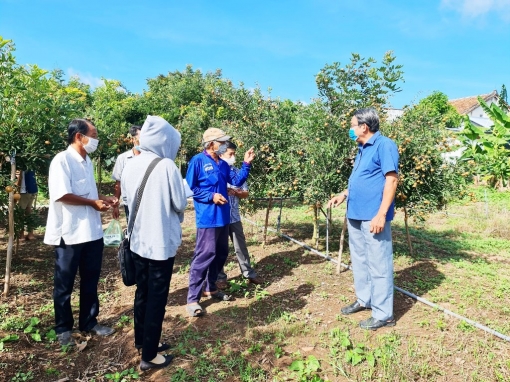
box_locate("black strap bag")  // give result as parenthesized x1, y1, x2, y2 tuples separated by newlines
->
(118, 158, 162, 286)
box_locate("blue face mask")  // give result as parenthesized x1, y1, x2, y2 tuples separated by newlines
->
(349, 128, 358, 141)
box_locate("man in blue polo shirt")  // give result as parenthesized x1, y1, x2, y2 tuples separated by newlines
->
(185, 128, 255, 316)
(328, 108, 399, 330)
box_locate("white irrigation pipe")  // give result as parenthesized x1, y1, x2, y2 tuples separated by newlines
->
(242, 217, 510, 343)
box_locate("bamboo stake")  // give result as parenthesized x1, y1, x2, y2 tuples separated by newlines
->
(326, 207, 331, 256)
(319, 206, 335, 229)
(3, 153, 16, 296)
(314, 206, 319, 250)
(403, 206, 414, 256)
(336, 215, 347, 275)
(262, 196, 273, 246)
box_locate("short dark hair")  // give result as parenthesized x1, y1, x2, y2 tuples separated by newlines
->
(67, 119, 92, 144)
(129, 125, 142, 137)
(225, 141, 237, 150)
(354, 108, 380, 133)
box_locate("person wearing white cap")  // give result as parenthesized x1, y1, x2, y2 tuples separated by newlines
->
(185, 127, 255, 317)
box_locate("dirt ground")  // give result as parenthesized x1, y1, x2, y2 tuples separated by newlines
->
(0, 203, 509, 382)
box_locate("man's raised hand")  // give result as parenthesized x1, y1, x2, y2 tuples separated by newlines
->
(243, 147, 256, 164)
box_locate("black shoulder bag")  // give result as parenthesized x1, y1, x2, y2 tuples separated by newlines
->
(118, 158, 163, 286)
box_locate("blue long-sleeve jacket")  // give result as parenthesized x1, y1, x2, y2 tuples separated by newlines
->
(186, 151, 251, 228)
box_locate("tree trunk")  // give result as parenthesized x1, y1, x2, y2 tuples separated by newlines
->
(336, 215, 347, 274)
(262, 196, 273, 246)
(3, 157, 16, 296)
(403, 206, 414, 256)
(325, 207, 331, 256)
(312, 205, 320, 249)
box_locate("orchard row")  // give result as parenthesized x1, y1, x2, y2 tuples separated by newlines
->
(1, 36, 468, 227)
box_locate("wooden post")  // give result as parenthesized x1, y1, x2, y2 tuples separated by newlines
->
(262, 196, 273, 246)
(325, 207, 331, 256)
(312, 205, 320, 250)
(403, 206, 414, 256)
(3, 154, 16, 296)
(336, 215, 347, 274)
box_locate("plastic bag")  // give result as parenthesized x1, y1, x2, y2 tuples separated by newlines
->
(104, 219, 124, 247)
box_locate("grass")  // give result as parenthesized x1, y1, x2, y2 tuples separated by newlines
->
(240, 186, 510, 380)
(1, 185, 510, 381)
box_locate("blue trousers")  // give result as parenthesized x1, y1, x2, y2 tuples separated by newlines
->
(133, 253, 174, 362)
(347, 219, 394, 321)
(187, 226, 229, 303)
(53, 238, 104, 333)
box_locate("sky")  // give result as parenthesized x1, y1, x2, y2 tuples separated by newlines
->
(1, 0, 509, 108)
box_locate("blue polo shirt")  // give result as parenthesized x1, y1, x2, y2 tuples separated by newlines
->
(186, 151, 251, 228)
(347, 131, 399, 221)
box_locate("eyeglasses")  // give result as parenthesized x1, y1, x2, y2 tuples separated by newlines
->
(350, 123, 366, 129)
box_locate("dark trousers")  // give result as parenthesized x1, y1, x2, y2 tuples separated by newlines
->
(187, 226, 229, 303)
(124, 205, 130, 221)
(53, 238, 104, 334)
(133, 253, 174, 362)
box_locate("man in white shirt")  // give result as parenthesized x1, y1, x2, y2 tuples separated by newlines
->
(44, 118, 118, 346)
(111, 125, 142, 220)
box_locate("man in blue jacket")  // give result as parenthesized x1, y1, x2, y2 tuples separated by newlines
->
(185, 128, 255, 316)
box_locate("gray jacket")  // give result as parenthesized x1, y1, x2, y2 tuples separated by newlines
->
(121, 115, 187, 260)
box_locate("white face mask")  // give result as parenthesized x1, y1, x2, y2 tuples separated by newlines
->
(223, 155, 236, 166)
(83, 136, 99, 154)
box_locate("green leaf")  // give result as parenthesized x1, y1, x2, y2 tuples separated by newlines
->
(306, 355, 320, 372)
(341, 337, 351, 348)
(29, 317, 40, 326)
(1, 334, 19, 342)
(366, 353, 376, 367)
(0, 38, 12, 48)
(31, 331, 42, 342)
(45, 329, 57, 342)
(351, 353, 363, 366)
(289, 360, 305, 372)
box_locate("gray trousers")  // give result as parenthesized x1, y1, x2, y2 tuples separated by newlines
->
(348, 219, 394, 321)
(217, 221, 257, 281)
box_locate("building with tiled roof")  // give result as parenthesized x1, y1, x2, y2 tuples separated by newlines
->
(449, 90, 499, 128)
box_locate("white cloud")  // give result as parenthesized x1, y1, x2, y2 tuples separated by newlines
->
(67, 68, 104, 88)
(441, 0, 510, 20)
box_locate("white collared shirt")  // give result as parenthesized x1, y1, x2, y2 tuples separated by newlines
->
(111, 149, 135, 204)
(44, 146, 103, 245)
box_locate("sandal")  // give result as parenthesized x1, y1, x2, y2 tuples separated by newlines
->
(216, 280, 228, 290)
(186, 303, 204, 317)
(203, 290, 232, 301)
